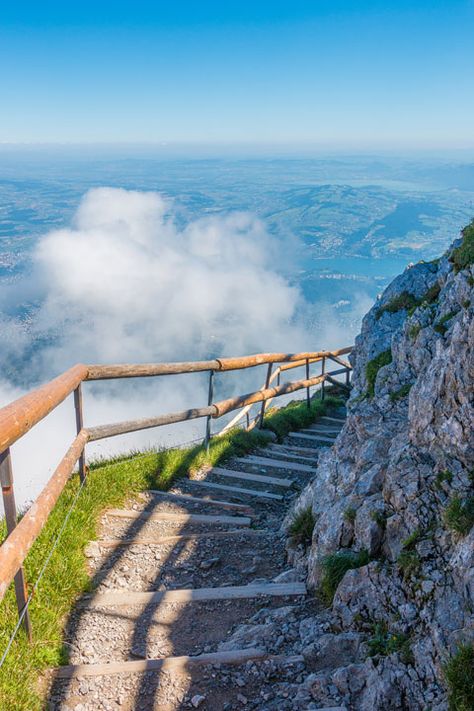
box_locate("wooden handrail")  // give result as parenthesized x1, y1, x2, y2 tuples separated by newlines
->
(0, 347, 353, 612)
(0, 365, 88, 454)
(86, 360, 220, 381)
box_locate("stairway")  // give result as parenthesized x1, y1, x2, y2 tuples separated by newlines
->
(47, 406, 346, 710)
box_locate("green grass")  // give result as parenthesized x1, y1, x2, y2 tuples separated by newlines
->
(376, 291, 419, 320)
(366, 349, 392, 398)
(444, 644, 474, 711)
(408, 323, 421, 340)
(370, 510, 387, 530)
(401, 528, 423, 551)
(434, 310, 459, 336)
(397, 550, 421, 580)
(377, 282, 442, 323)
(288, 506, 316, 546)
(0, 395, 345, 710)
(450, 219, 474, 274)
(422, 282, 441, 305)
(367, 622, 413, 665)
(435, 470, 453, 490)
(443, 496, 474, 536)
(389, 383, 412, 402)
(320, 549, 370, 605)
(262, 394, 342, 442)
(343, 506, 357, 524)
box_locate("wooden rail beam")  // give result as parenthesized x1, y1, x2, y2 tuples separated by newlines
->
(86, 360, 220, 380)
(86, 405, 217, 442)
(213, 374, 326, 418)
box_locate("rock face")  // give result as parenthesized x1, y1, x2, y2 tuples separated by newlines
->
(284, 230, 474, 709)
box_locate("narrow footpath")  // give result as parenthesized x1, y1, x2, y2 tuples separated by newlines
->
(48, 406, 346, 710)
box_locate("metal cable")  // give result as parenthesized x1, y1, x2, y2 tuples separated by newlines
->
(0, 473, 87, 669)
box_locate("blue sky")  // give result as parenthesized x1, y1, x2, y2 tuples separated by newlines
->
(1, 0, 473, 147)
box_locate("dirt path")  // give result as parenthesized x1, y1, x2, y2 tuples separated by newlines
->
(47, 408, 346, 710)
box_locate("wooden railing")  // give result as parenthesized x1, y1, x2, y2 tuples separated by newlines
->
(0, 347, 352, 640)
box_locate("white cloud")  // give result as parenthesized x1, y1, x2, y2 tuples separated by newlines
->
(1, 187, 309, 509)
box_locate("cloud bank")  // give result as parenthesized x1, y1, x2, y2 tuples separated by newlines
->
(1, 187, 310, 508)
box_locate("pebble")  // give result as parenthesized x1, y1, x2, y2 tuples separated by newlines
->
(191, 694, 206, 708)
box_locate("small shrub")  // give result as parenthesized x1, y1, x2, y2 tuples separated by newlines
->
(402, 528, 422, 551)
(462, 299, 471, 309)
(320, 549, 370, 604)
(289, 506, 315, 546)
(408, 323, 421, 340)
(370, 510, 387, 529)
(376, 291, 419, 320)
(450, 219, 474, 273)
(444, 643, 474, 711)
(434, 310, 458, 336)
(390, 383, 412, 402)
(397, 550, 420, 579)
(367, 622, 414, 665)
(468, 275, 474, 287)
(422, 282, 441, 304)
(344, 507, 357, 523)
(444, 496, 474, 536)
(435, 470, 453, 490)
(366, 349, 392, 397)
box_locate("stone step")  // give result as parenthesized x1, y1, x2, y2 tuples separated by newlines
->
(319, 416, 346, 424)
(287, 432, 334, 444)
(85, 581, 307, 609)
(258, 448, 317, 464)
(233, 455, 317, 474)
(185, 478, 284, 501)
(105, 509, 251, 527)
(209, 466, 294, 488)
(95, 528, 269, 548)
(52, 649, 305, 679)
(301, 428, 337, 437)
(274, 443, 322, 456)
(140, 489, 254, 515)
(307, 425, 340, 434)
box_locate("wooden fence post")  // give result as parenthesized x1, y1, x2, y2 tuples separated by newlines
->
(259, 364, 273, 428)
(74, 385, 87, 483)
(305, 359, 311, 409)
(321, 357, 326, 401)
(204, 370, 214, 451)
(0, 448, 32, 641)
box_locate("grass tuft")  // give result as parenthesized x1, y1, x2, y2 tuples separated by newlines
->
(443, 496, 474, 536)
(435, 470, 453, 490)
(366, 349, 392, 398)
(320, 549, 369, 604)
(367, 622, 413, 665)
(434, 310, 459, 337)
(376, 291, 419, 320)
(288, 506, 316, 546)
(450, 219, 474, 273)
(343, 506, 357, 524)
(389, 383, 412, 402)
(397, 550, 420, 580)
(262, 394, 342, 442)
(370, 510, 387, 529)
(408, 323, 421, 340)
(444, 643, 474, 711)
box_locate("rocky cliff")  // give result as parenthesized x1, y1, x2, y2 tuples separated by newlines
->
(284, 221, 474, 709)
